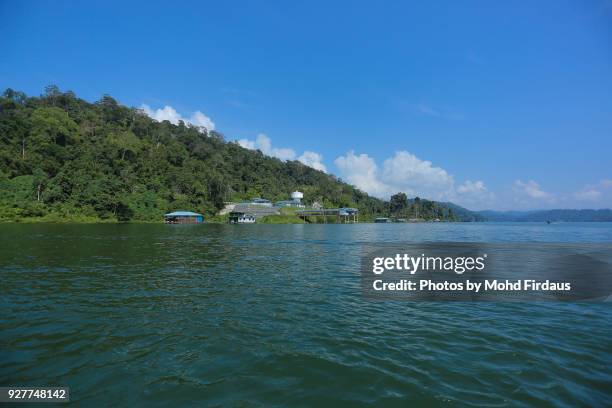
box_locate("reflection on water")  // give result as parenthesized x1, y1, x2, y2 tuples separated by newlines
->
(1, 223, 611, 406)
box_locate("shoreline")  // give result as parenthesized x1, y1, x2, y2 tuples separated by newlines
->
(7, 219, 612, 225)
(0, 218, 460, 225)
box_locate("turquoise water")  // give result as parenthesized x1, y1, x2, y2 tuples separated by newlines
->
(1, 223, 611, 406)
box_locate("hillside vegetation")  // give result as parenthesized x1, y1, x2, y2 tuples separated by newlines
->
(0, 87, 476, 223)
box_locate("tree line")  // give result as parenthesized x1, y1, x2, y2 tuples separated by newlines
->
(0, 86, 479, 222)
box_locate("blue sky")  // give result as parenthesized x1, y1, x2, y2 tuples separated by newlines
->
(1, 0, 611, 210)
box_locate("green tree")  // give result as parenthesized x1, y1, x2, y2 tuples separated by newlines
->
(389, 192, 408, 215)
(106, 131, 142, 160)
(115, 200, 134, 222)
(32, 168, 47, 202)
(29, 107, 79, 148)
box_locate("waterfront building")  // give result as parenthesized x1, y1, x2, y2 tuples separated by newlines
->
(229, 212, 256, 224)
(164, 211, 204, 224)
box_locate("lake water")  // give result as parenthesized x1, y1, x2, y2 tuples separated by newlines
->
(1, 223, 611, 406)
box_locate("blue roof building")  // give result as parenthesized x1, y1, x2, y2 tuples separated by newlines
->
(164, 211, 204, 224)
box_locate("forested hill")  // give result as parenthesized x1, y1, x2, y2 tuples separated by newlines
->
(0, 87, 475, 222)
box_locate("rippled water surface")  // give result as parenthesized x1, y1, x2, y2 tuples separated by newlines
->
(1, 223, 611, 407)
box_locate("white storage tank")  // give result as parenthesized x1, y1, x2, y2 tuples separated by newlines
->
(291, 191, 303, 203)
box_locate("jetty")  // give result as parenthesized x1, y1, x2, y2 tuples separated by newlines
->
(295, 208, 359, 223)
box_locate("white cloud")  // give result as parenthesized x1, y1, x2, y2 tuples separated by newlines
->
(140, 104, 215, 131)
(334, 150, 458, 201)
(236, 138, 255, 150)
(572, 180, 612, 203)
(333, 150, 497, 209)
(189, 111, 215, 129)
(298, 151, 327, 172)
(381, 151, 455, 200)
(457, 180, 486, 194)
(574, 189, 602, 202)
(238, 134, 328, 171)
(455, 180, 496, 207)
(494, 178, 612, 210)
(334, 151, 390, 196)
(331, 147, 611, 210)
(237, 133, 296, 161)
(513, 180, 555, 205)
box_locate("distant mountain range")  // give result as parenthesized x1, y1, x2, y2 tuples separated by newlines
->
(438, 202, 487, 222)
(478, 209, 612, 222)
